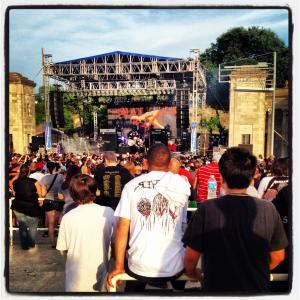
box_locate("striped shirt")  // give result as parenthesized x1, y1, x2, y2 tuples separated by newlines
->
(195, 162, 221, 202)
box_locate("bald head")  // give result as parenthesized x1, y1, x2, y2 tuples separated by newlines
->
(146, 143, 171, 171)
(104, 151, 117, 166)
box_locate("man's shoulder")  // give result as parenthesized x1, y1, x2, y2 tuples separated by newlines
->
(125, 173, 149, 186)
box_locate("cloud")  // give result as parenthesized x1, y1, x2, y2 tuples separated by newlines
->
(8, 8, 289, 87)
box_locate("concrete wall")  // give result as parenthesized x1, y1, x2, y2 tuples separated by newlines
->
(228, 68, 267, 157)
(9, 73, 36, 154)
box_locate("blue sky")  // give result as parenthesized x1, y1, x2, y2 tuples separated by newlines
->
(9, 8, 289, 88)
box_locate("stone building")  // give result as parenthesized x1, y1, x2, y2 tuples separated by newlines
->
(9, 72, 36, 154)
(227, 66, 289, 158)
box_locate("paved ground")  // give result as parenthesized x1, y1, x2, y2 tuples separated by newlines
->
(8, 231, 65, 293)
(7, 231, 200, 294)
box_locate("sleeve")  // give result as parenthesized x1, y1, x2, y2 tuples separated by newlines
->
(94, 168, 103, 190)
(269, 203, 288, 251)
(114, 183, 131, 220)
(182, 205, 205, 253)
(59, 174, 65, 185)
(39, 176, 47, 187)
(257, 177, 271, 199)
(56, 217, 68, 251)
(181, 200, 188, 224)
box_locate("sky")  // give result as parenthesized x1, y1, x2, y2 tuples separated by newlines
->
(8, 8, 289, 88)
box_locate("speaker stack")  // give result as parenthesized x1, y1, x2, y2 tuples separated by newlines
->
(49, 91, 65, 128)
(176, 88, 190, 151)
(99, 129, 118, 151)
(150, 129, 168, 146)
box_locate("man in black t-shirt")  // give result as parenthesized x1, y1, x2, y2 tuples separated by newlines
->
(182, 147, 288, 293)
(94, 151, 133, 210)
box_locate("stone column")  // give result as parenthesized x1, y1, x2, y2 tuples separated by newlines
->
(228, 67, 267, 157)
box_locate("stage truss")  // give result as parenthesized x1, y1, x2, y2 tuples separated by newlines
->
(43, 50, 207, 148)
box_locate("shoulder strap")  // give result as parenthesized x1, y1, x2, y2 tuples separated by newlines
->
(264, 177, 277, 193)
(46, 174, 58, 194)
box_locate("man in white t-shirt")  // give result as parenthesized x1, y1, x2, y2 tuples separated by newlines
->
(56, 174, 116, 292)
(29, 162, 45, 181)
(106, 143, 191, 292)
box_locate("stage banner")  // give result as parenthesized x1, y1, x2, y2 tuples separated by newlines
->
(191, 121, 197, 153)
(45, 122, 52, 150)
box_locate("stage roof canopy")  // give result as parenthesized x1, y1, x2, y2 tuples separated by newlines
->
(56, 50, 183, 64)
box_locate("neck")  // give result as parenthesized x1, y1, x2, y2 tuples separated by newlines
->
(149, 166, 168, 172)
(105, 161, 116, 167)
(225, 188, 248, 195)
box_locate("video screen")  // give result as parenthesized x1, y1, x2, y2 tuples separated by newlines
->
(107, 106, 177, 137)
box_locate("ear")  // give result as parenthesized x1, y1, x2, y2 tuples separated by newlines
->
(143, 159, 149, 170)
(221, 175, 227, 188)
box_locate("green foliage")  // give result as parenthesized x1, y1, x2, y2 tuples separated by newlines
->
(200, 26, 289, 109)
(204, 115, 221, 133)
(35, 87, 45, 125)
(202, 111, 226, 135)
(35, 93, 45, 125)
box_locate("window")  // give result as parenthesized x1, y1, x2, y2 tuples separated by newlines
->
(241, 134, 251, 145)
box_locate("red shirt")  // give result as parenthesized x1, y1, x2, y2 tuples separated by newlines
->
(178, 168, 193, 186)
(195, 162, 221, 202)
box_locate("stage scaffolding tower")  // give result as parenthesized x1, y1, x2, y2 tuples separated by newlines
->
(43, 50, 207, 151)
(42, 49, 53, 150)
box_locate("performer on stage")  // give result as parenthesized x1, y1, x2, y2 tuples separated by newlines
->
(130, 109, 164, 129)
(127, 125, 144, 154)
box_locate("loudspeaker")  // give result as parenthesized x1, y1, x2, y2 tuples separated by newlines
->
(32, 136, 45, 147)
(99, 130, 117, 151)
(50, 91, 65, 128)
(176, 88, 189, 134)
(150, 129, 168, 146)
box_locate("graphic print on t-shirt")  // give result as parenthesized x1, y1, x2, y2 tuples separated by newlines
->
(135, 180, 181, 233)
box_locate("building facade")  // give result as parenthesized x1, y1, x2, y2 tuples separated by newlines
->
(228, 67, 288, 158)
(9, 72, 36, 154)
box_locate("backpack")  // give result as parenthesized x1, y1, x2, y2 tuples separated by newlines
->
(263, 176, 288, 201)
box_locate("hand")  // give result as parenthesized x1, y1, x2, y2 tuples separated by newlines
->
(38, 200, 43, 207)
(187, 268, 204, 284)
(106, 268, 125, 292)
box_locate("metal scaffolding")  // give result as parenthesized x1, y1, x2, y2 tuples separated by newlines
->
(43, 50, 207, 150)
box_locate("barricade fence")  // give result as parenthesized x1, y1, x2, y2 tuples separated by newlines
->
(108, 273, 289, 292)
(8, 197, 198, 245)
(8, 198, 288, 292)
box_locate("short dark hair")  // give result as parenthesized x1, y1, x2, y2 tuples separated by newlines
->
(219, 147, 257, 189)
(61, 164, 81, 190)
(47, 161, 60, 174)
(146, 143, 171, 168)
(69, 174, 97, 204)
(271, 157, 289, 176)
(19, 164, 29, 179)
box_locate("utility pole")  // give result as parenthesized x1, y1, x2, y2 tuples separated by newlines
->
(270, 51, 277, 156)
(42, 48, 52, 151)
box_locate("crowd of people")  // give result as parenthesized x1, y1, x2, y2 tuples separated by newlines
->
(8, 145, 289, 293)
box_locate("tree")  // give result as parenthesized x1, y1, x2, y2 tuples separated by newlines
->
(35, 87, 45, 125)
(200, 26, 289, 109)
